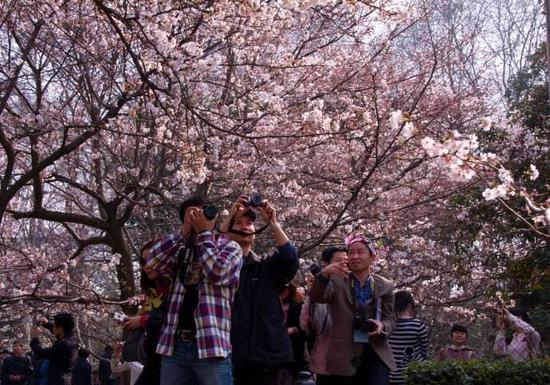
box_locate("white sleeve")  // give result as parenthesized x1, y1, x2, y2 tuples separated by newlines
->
(507, 313, 536, 334)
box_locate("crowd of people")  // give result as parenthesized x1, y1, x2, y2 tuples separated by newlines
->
(0, 194, 544, 385)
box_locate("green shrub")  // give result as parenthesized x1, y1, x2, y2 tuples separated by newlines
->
(405, 360, 550, 385)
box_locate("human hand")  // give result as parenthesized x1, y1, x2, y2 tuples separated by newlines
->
(258, 201, 276, 225)
(304, 273, 315, 289)
(295, 287, 306, 304)
(122, 316, 141, 330)
(495, 315, 506, 330)
(189, 207, 216, 233)
(367, 319, 385, 337)
(114, 342, 123, 359)
(321, 261, 350, 279)
(31, 326, 41, 339)
(229, 195, 249, 216)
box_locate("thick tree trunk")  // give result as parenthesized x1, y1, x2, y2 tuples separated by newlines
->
(546, 0, 550, 100)
(110, 228, 137, 305)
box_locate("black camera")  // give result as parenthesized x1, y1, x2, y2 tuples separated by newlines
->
(202, 205, 218, 220)
(354, 317, 377, 333)
(245, 193, 263, 208)
(35, 317, 53, 329)
(309, 264, 322, 276)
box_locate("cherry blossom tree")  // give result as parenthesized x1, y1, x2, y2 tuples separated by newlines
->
(1, 0, 542, 353)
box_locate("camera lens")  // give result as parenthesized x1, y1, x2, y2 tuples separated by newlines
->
(248, 193, 263, 208)
(202, 205, 218, 220)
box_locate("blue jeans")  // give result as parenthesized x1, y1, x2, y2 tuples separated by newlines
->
(160, 339, 233, 385)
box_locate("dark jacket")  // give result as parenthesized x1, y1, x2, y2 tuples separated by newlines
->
(286, 300, 306, 374)
(98, 352, 114, 385)
(231, 242, 298, 365)
(29, 359, 48, 385)
(71, 357, 92, 385)
(0, 355, 33, 385)
(30, 336, 76, 385)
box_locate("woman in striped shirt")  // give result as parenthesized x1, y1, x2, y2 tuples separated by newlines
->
(388, 291, 429, 385)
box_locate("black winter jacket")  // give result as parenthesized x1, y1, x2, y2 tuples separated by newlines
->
(231, 242, 298, 365)
(30, 336, 76, 385)
(71, 357, 91, 385)
(0, 355, 33, 385)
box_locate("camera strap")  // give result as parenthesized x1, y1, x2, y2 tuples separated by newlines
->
(159, 238, 194, 313)
(224, 214, 269, 236)
(349, 275, 377, 321)
(170, 237, 194, 289)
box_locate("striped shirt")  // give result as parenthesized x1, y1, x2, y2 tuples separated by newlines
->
(388, 318, 429, 384)
(145, 231, 242, 359)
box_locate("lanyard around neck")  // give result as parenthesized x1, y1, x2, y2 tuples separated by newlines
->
(349, 275, 382, 321)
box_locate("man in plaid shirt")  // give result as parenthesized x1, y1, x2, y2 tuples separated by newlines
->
(145, 195, 243, 385)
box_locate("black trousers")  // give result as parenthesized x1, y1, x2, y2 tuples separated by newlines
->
(352, 344, 389, 385)
(315, 345, 389, 385)
(316, 374, 347, 385)
(233, 360, 283, 385)
(134, 355, 161, 385)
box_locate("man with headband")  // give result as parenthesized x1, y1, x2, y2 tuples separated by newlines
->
(310, 234, 396, 385)
(220, 194, 298, 385)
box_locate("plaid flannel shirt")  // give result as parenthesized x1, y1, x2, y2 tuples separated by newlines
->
(146, 231, 242, 359)
(493, 313, 541, 361)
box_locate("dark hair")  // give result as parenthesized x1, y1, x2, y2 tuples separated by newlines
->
(139, 239, 161, 296)
(394, 290, 415, 313)
(12, 341, 24, 348)
(280, 282, 297, 302)
(509, 308, 530, 324)
(78, 348, 90, 358)
(178, 195, 207, 222)
(451, 323, 468, 335)
(53, 312, 75, 335)
(139, 240, 158, 266)
(321, 246, 347, 264)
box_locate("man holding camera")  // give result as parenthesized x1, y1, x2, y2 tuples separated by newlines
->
(30, 313, 77, 385)
(301, 246, 348, 384)
(144, 195, 243, 385)
(310, 234, 395, 385)
(220, 194, 298, 385)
